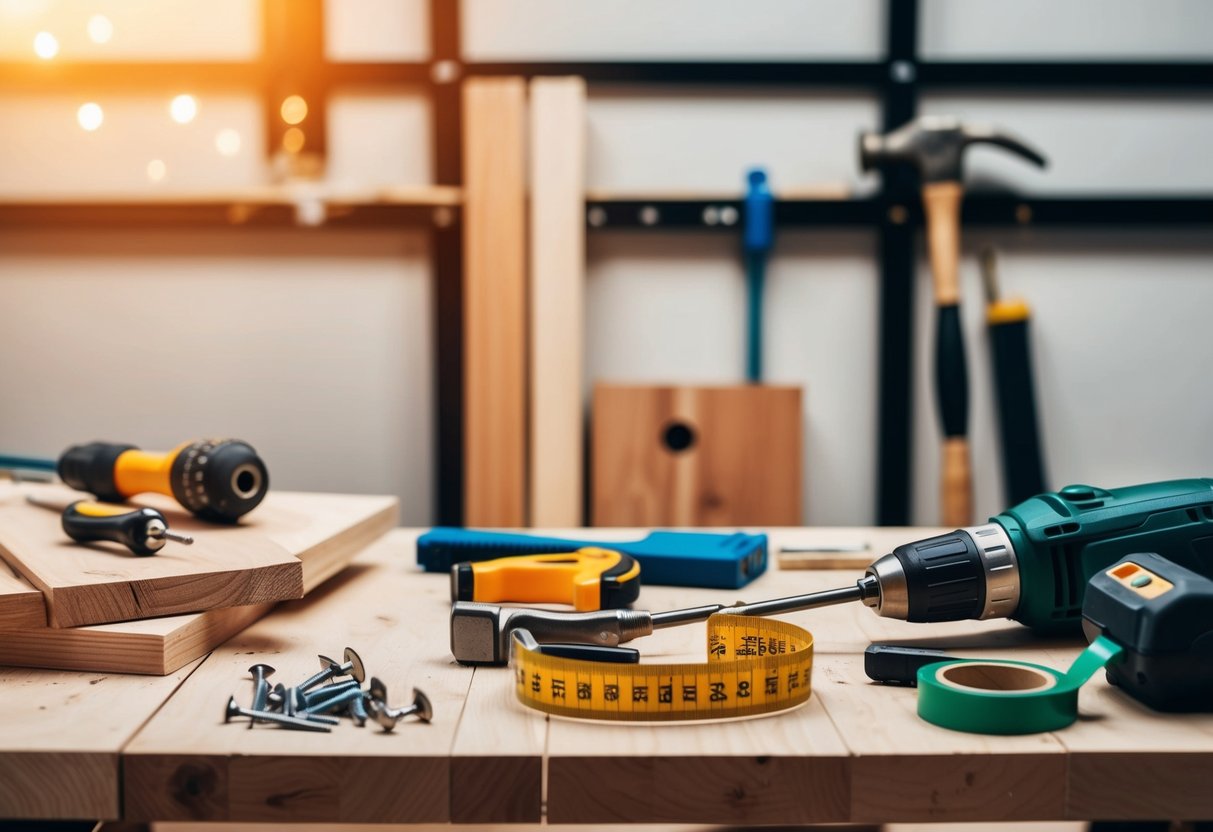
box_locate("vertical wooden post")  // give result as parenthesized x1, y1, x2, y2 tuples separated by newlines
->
(528, 77, 587, 527)
(462, 78, 528, 526)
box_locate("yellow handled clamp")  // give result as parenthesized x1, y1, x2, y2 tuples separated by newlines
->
(450, 547, 641, 611)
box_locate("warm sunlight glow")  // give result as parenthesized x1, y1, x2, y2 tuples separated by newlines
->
(146, 159, 167, 182)
(169, 94, 198, 124)
(215, 128, 242, 157)
(280, 95, 308, 125)
(87, 14, 113, 44)
(33, 31, 58, 59)
(76, 102, 103, 131)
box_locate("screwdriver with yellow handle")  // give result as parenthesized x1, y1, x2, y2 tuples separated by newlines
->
(26, 496, 194, 556)
(451, 547, 641, 611)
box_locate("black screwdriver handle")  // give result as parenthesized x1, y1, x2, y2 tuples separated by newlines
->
(990, 315, 1047, 504)
(61, 501, 167, 556)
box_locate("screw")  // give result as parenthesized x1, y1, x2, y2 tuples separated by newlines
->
(306, 685, 366, 715)
(302, 678, 359, 708)
(247, 664, 275, 727)
(367, 687, 433, 733)
(297, 647, 365, 692)
(224, 696, 330, 732)
(349, 695, 369, 727)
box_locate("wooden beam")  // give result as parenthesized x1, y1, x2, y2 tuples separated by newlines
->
(528, 77, 587, 527)
(462, 78, 528, 526)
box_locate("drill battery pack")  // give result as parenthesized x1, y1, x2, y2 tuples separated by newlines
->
(1082, 552, 1213, 712)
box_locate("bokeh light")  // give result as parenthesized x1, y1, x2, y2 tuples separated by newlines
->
(87, 14, 113, 44)
(169, 94, 198, 124)
(33, 31, 58, 59)
(76, 102, 103, 131)
(146, 159, 167, 182)
(215, 128, 242, 157)
(282, 126, 305, 153)
(280, 95, 308, 125)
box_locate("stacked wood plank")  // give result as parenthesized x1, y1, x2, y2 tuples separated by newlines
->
(0, 480, 398, 674)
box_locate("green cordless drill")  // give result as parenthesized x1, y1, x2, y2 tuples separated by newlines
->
(856, 479, 1213, 632)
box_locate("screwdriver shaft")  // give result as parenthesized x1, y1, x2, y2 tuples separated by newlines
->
(153, 529, 195, 545)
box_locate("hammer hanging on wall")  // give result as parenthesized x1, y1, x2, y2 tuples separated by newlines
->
(860, 116, 1046, 526)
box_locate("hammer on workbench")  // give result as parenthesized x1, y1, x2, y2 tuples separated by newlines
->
(859, 116, 1046, 526)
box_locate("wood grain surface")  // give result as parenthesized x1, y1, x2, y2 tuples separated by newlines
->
(592, 384, 803, 526)
(0, 659, 201, 819)
(462, 77, 528, 527)
(0, 557, 46, 629)
(528, 76, 587, 528)
(124, 533, 470, 824)
(0, 482, 302, 627)
(0, 491, 397, 674)
(9, 527, 1213, 825)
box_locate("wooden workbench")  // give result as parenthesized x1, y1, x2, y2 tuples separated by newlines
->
(3, 528, 1212, 824)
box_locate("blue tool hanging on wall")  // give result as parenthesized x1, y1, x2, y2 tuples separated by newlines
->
(743, 168, 775, 382)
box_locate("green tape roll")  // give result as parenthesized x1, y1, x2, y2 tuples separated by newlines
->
(916, 635, 1123, 735)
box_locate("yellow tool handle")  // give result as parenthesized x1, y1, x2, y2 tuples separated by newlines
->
(511, 613, 813, 721)
(112, 443, 188, 498)
(455, 547, 640, 611)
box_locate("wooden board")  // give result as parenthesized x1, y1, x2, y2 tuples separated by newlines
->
(463, 77, 528, 527)
(776, 526, 929, 570)
(0, 558, 46, 629)
(0, 659, 201, 820)
(528, 76, 587, 528)
(0, 482, 302, 628)
(592, 384, 803, 526)
(0, 491, 398, 675)
(123, 532, 473, 825)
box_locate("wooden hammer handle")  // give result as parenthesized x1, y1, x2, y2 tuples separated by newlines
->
(941, 437, 973, 528)
(923, 181, 963, 305)
(923, 181, 972, 526)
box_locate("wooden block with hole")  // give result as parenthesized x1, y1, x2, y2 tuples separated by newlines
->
(591, 384, 802, 527)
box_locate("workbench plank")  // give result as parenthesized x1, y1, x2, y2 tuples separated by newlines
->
(0, 482, 302, 628)
(528, 76, 587, 528)
(1059, 674, 1213, 819)
(0, 660, 201, 819)
(124, 531, 474, 824)
(462, 77, 528, 527)
(0, 492, 397, 674)
(541, 562, 850, 825)
(0, 557, 46, 629)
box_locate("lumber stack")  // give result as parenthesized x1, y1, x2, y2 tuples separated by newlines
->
(0, 480, 397, 674)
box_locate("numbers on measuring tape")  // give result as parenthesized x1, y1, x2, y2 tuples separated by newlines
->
(511, 614, 815, 722)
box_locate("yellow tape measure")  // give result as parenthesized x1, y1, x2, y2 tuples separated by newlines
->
(511, 614, 813, 721)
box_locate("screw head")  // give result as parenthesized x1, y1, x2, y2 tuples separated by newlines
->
(223, 695, 243, 723)
(344, 647, 366, 683)
(317, 653, 339, 672)
(368, 675, 388, 704)
(410, 688, 433, 723)
(248, 663, 275, 679)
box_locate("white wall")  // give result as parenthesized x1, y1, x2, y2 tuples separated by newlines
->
(2, 0, 1212, 526)
(0, 229, 435, 524)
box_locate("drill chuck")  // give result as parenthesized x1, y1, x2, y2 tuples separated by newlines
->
(863, 524, 1021, 623)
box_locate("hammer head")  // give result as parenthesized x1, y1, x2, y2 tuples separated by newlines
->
(859, 115, 1046, 184)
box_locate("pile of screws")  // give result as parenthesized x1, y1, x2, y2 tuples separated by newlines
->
(223, 646, 432, 733)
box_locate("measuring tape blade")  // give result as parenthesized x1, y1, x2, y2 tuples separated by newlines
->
(916, 635, 1124, 735)
(511, 614, 813, 721)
